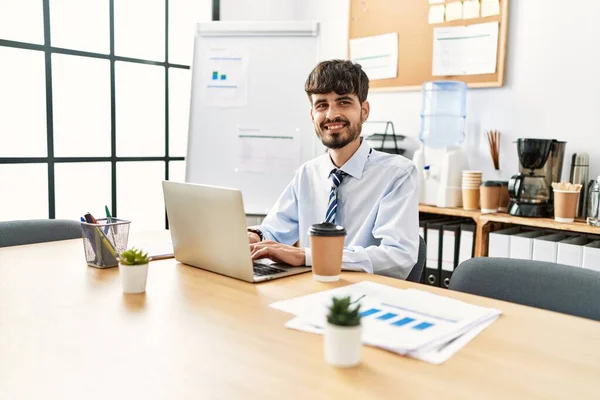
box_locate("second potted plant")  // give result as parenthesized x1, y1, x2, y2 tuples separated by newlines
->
(118, 248, 150, 294)
(324, 295, 363, 368)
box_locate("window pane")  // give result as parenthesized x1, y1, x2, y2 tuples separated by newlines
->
(0, 0, 44, 44)
(169, 68, 191, 157)
(0, 164, 48, 220)
(168, 0, 212, 65)
(117, 161, 165, 231)
(114, 0, 164, 61)
(52, 54, 111, 157)
(169, 160, 186, 182)
(0, 47, 47, 157)
(50, 0, 110, 54)
(115, 61, 165, 156)
(54, 162, 112, 220)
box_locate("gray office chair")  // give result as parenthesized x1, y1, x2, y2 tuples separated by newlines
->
(449, 257, 600, 322)
(0, 219, 82, 248)
(378, 236, 426, 283)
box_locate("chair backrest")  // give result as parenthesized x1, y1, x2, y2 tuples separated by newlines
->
(449, 257, 600, 321)
(0, 219, 82, 248)
(377, 236, 426, 282)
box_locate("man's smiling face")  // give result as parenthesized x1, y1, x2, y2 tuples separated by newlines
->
(310, 92, 367, 149)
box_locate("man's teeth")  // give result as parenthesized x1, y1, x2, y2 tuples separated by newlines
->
(327, 124, 345, 129)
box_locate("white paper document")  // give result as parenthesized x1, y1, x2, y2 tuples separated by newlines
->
(429, 5, 446, 24)
(271, 282, 501, 364)
(202, 48, 248, 107)
(235, 126, 300, 173)
(349, 33, 398, 80)
(463, 0, 481, 19)
(481, 0, 500, 17)
(445, 1, 463, 22)
(432, 22, 499, 76)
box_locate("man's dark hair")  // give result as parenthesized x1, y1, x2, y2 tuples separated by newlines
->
(304, 60, 369, 104)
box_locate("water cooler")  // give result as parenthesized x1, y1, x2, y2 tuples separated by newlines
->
(413, 81, 469, 208)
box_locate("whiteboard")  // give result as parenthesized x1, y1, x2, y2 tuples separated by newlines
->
(185, 21, 320, 215)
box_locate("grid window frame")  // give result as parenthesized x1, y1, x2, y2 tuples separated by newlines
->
(0, 0, 219, 227)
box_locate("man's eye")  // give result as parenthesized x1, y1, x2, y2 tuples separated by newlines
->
(316, 104, 327, 110)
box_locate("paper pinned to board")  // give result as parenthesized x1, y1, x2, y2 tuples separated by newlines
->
(432, 22, 499, 76)
(349, 33, 398, 80)
(481, 0, 500, 17)
(235, 126, 301, 174)
(463, 0, 481, 19)
(201, 47, 248, 107)
(429, 5, 446, 24)
(445, 1, 463, 21)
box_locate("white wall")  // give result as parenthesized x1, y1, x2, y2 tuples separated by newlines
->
(220, 0, 297, 21)
(221, 0, 600, 183)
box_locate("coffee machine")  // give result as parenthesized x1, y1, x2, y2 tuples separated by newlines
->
(508, 139, 567, 217)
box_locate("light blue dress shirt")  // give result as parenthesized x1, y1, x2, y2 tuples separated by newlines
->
(259, 138, 419, 277)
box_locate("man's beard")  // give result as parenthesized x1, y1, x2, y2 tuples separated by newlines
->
(315, 117, 362, 149)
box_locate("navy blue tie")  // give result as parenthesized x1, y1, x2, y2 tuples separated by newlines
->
(325, 169, 347, 224)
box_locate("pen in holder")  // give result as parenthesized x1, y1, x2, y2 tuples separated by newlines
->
(80, 218, 131, 268)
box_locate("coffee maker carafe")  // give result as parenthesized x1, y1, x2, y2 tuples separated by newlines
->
(508, 139, 566, 217)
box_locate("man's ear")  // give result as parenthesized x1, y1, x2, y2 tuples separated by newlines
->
(309, 106, 315, 122)
(361, 100, 370, 123)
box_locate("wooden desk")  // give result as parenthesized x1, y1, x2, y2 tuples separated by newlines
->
(1, 238, 600, 399)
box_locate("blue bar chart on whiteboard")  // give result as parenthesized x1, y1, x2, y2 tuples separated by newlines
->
(201, 47, 249, 107)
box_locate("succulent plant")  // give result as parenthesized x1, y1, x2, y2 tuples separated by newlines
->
(119, 248, 150, 266)
(327, 295, 362, 327)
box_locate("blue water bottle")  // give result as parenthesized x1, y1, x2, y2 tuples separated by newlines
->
(419, 81, 467, 148)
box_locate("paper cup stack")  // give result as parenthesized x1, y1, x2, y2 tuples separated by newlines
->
(462, 171, 482, 210)
(552, 181, 582, 223)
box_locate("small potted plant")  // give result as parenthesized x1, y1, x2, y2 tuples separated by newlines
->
(324, 296, 362, 367)
(118, 248, 150, 294)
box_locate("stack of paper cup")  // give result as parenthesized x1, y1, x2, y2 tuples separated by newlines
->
(462, 171, 482, 210)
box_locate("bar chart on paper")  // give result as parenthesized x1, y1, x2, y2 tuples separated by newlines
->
(360, 307, 436, 330)
(211, 71, 228, 81)
(271, 281, 502, 363)
(202, 48, 248, 107)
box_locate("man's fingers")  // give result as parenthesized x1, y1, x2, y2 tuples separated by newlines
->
(250, 244, 267, 257)
(251, 247, 271, 261)
(250, 241, 281, 253)
(251, 246, 284, 263)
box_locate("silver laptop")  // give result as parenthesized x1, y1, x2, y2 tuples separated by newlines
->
(162, 181, 311, 282)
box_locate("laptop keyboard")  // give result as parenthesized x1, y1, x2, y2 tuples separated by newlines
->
(253, 263, 286, 277)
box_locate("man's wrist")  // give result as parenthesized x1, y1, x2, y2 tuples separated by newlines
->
(247, 227, 263, 241)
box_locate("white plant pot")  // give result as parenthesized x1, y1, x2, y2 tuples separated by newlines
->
(119, 263, 149, 294)
(324, 323, 362, 368)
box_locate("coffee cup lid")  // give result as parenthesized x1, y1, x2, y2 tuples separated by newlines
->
(481, 181, 501, 187)
(308, 222, 347, 237)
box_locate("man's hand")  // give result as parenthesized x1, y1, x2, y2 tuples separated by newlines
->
(247, 231, 261, 244)
(249, 241, 305, 266)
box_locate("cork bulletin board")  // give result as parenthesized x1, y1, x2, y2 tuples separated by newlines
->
(348, 0, 510, 91)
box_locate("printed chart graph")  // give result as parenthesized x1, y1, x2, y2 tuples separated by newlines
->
(212, 71, 227, 81)
(202, 48, 248, 107)
(360, 307, 436, 331)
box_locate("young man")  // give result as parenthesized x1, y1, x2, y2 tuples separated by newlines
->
(247, 60, 419, 278)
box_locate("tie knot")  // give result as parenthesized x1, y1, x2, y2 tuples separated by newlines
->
(329, 169, 347, 188)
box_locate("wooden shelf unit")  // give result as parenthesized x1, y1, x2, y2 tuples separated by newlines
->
(419, 204, 600, 257)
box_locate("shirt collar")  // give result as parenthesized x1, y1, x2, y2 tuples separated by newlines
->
(324, 138, 372, 180)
